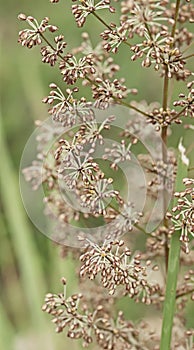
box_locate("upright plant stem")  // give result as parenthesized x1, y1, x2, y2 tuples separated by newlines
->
(160, 229, 181, 349)
(160, 0, 185, 346)
(161, 0, 181, 269)
(160, 155, 188, 350)
(171, 0, 181, 38)
(161, 66, 169, 270)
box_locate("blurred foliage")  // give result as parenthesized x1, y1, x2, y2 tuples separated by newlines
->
(0, 0, 193, 349)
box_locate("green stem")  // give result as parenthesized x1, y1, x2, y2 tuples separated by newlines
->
(116, 99, 150, 118)
(144, 22, 154, 41)
(161, 67, 169, 270)
(0, 299, 15, 350)
(174, 53, 194, 62)
(162, 67, 169, 111)
(160, 155, 188, 350)
(92, 11, 112, 30)
(171, 0, 181, 38)
(160, 233, 181, 349)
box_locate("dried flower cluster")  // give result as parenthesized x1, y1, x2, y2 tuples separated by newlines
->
(18, 0, 194, 349)
(42, 278, 160, 350)
(18, 14, 58, 48)
(80, 240, 160, 302)
(42, 278, 194, 350)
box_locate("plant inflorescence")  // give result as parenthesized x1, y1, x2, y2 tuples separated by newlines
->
(18, 1, 194, 349)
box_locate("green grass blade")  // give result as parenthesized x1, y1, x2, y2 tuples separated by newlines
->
(0, 107, 47, 330)
(0, 299, 15, 350)
(160, 141, 189, 350)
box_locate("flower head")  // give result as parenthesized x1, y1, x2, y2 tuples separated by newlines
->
(72, 0, 115, 27)
(59, 54, 95, 84)
(80, 240, 159, 302)
(18, 14, 58, 48)
(41, 35, 67, 66)
(43, 83, 94, 126)
(80, 175, 119, 215)
(174, 80, 194, 117)
(103, 140, 132, 170)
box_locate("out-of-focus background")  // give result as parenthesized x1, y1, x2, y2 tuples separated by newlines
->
(0, 0, 193, 349)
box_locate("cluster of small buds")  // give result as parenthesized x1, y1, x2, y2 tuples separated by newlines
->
(105, 202, 143, 239)
(43, 277, 194, 350)
(77, 115, 115, 145)
(59, 54, 95, 85)
(42, 278, 95, 342)
(42, 278, 152, 350)
(44, 192, 77, 225)
(22, 118, 69, 192)
(162, 49, 187, 80)
(147, 106, 180, 129)
(121, 0, 170, 38)
(72, 0, 115, 28)
(151, 159, 176, 192)
(167, 178, 194, 254)
(101, 23, 128, 53)
(138, 152, 177, 195)
(54, 132, 123, 216)
(42, 83, 94, 126)
(55, 138, 83, 163)
(174, 80, 194, 118)
(120, 1, 169, 20)
(174, 27, 193, 48)
(18, 14, 58, 48)
(22, 160, 54, 191)
(131, 33, 188, 80)
(73, 32, 121, 79)
(131, 30, 169, 65)
(80, 240, 160, 303)
(103, 140, 132, 170)
(177, 269, 194, 303)
(34, 119, 65, 152)
(41, 35, 67, 66)
(94, 311, 139, 350)
(145, 226, 171, 258)
(92, 78, 129, 108)
(56, 146, 99, 190)
(172, 317, 194, 350)
(79, 175, 120, 216)
(169, 1, 194, 24)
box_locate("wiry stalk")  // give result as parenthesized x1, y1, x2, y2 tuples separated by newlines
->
(160, 153, 188, 350)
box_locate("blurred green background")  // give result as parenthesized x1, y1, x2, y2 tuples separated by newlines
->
(0, 0, 193, 349)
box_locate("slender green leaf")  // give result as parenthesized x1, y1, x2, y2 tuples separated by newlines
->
(0, 107, 47, 329)
(160, 140, 189, 350)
